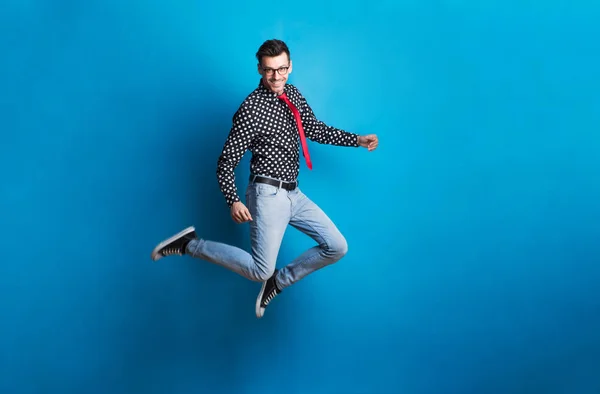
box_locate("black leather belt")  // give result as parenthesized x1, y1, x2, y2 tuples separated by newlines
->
(250, 175, 298, 191)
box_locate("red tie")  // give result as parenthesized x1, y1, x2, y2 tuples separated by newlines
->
(278, 92, 312, 170)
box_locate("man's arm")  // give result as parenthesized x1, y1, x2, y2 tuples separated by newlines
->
(216, 104, 255, 208)
(297, 95, 360, 147)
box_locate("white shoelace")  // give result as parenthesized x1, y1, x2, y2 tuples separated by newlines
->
(264, 289, 278, 306)
(162, 247, 181, 256)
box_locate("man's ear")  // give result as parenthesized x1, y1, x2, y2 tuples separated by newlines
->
(257, 63, 263, 76)
(288, 60, 293, 74)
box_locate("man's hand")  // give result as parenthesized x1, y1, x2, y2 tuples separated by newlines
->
(230, 201, 253, 224)
(358, 134, 379, 151)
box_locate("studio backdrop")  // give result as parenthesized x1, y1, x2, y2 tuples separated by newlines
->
(1, 1, 599, 393)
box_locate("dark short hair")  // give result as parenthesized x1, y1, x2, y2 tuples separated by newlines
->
(255, 39, 290, 64)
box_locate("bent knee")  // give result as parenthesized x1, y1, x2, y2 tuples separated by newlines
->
(250, 265, 275, 282)
(326, 235, 348, 260)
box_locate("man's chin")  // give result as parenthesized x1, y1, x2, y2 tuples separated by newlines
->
(270, 86, 283, 94)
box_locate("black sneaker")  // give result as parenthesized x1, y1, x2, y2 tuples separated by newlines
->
(151, 226, 197, 261)
(255, 269, 282, 318)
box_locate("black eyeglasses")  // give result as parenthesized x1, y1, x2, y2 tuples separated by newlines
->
(260, 65, 290, 76)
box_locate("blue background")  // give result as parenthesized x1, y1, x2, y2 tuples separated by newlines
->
(1, 1, 599, 393)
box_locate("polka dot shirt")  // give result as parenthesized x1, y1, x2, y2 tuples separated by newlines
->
(216, 80, 359, 207)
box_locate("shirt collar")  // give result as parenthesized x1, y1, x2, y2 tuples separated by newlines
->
(257, 79, 289, 102)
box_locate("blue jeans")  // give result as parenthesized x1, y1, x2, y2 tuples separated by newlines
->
(185, 178, 348, 290)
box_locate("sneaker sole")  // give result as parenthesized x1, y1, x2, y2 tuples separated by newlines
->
(255, 281, 268, 318)
(151, 226, 195, 261)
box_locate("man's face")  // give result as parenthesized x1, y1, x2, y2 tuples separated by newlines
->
(258, 52, 292, 95)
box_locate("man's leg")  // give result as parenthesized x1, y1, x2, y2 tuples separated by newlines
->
(150, 181, 299, 318)
(275, 188, 348, 290)
(243, 182, 292, 317)
(150, 182, 290, 285)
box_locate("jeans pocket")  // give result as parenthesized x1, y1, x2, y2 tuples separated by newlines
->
(255, 184, 279, 198)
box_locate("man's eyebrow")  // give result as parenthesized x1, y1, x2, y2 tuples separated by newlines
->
(262, 65, 288, 69)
